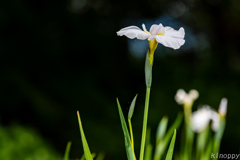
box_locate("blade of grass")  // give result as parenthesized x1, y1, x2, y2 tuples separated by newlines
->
(96, 152, 105, 160)
(128, 94, 138, 120)
(213, 118, 226, 160)
(80, 154, 85, 160)
(77, 111, 93, 160)
(163, 113, 182, 145)
(63, 141, 72, 160)
(128, 94, 138, 151)
(154, 113, 183, 160)
(165, 129, 177, 160)
(196, 126, 209, 160)
(117, 98, 136, 160)
(80, 153, 96, 160)
(154, 117, 168, 160)
(156, 116, 168, 143)
(144, 129, 153, 160)
(202, 139, 212, 160)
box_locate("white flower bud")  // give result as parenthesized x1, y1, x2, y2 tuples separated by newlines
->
(175, 89, 186, 105)
(175, 89, 199, 106)
(218, 98, 228, 117)
(189, 89, 199, 100)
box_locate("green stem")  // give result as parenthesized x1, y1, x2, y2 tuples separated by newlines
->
(183, 104, 194, 160)
(140, 87, 151, 160)
(213, 118, 226, 160)
(128, 119, 134, 151)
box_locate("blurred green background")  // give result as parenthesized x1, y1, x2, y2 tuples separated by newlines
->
(0, 0, 240, 159)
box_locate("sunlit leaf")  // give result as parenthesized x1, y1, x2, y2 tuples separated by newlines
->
(165, 130, 177, 160)
(77, 111, 93, 160)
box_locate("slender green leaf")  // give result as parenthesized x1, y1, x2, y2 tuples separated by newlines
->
(165, 130, 177, 160)
(63, 141, 72, 160)
(156, 116, 168, 143)
(184, 123, 195, 160)
(117, 99, 136, 160)
(128, 94, 138, 119)
(96, 152, 105, 160)
(202, 140, 213, 160)
(80, 154, 85, 160)
(154, 113, 182, 160)
(163, 113, 182, 144)
(196, 126, 209, 160)
(213, 118, 226, 159)
(77, 111, 93, 160)
(144, 129, 153, 160)
(128, 94, 138, 151)
(80, 153, 97, 160)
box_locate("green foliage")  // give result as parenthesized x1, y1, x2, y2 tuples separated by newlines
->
(0, 124, 60, 160)
(144, 129, 153, 160)
(116, 98, 136, 160)
(63, 141, 72, 160)
(154, 113, 183, 160)
(96, 152, 105, 160)
(128, 94, 138, 120)
(165, 130, 176, 160)
(128, 94, 138, 151)
(77, 111, 93, 160)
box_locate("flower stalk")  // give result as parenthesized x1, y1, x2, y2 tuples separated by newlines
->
(140, 49, 154, 160)
(140, 87, 151, 160)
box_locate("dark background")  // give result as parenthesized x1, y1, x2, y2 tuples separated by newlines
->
(0, 0, 240, 159)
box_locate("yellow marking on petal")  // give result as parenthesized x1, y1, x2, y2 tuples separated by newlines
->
(148, 39, 158, 66)
(157, 33, 163, 36)
(148, 39, 158, 52)
(144, 31, 151, 36)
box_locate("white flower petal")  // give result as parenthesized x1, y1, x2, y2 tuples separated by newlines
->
(149, 35, 185, 50)
(191, 107, 212, 133)
(117, 26, 149, 40)
(211, 110, 220, 131)
(149, 23, 164, 35)
(164, 27, 185, 39)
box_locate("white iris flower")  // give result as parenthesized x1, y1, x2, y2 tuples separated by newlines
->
(191, 98, 228, 133)
(117, 23, 185, 50)
(191, 106, 220, 133)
